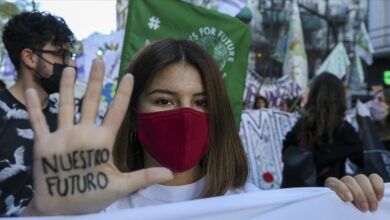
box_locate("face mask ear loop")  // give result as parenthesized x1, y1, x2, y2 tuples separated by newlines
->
(130, 128, 144, 164)
(130, 108, 141, 154)
(130, 129, 136, 145)
(130, 107, 138, 144)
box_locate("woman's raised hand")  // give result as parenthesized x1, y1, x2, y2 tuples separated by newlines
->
(25, 59, 173, 215)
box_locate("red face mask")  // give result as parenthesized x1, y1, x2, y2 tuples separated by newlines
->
(136, 108, 209, 172)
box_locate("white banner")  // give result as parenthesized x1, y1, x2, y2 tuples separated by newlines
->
(9, 183, 390, 219)
(243, 71, 301, 109)
(239, 109, 299, 189)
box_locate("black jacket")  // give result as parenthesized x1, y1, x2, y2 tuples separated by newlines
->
(282, 119, 364, 186)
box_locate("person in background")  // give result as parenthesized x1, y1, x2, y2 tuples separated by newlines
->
(280, 99, 291, 112)
(0, 11, 76, 216)
(283, 73, 365, 187)
(253, 96, 268, 109)
(24, 41, 384, 216)
(370, 89, 390, 151)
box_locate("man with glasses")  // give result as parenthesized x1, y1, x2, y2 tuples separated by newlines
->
(0, 11, 76, 216)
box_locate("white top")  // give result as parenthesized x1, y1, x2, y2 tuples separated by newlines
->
(104, 177, 259, 211)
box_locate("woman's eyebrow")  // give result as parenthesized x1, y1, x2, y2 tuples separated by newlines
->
(147, 89, 176, 96)
(193, 92, 206, 97)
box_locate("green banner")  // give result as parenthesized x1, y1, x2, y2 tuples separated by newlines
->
(119, 0, 251, 127)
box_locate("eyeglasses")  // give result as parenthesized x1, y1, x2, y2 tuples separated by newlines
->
(32, 48, 75, 65)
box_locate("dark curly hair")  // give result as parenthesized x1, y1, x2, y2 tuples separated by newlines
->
(2, 11, 76, 71)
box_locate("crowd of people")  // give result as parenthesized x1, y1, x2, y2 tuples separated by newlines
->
(251, 74, 390, 187)
(0, 11, 386, 217)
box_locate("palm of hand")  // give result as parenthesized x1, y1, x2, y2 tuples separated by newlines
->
(33, 127, 119, 214)
(26, 60, 173, 215)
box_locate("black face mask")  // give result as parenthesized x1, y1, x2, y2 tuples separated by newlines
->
(35, 52, 77, 95)
(39, 63, 67, 94)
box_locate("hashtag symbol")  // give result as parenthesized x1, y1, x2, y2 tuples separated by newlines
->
(148, 16, 160, 30)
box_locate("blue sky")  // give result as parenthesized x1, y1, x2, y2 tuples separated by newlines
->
(39, 0, 117, 40)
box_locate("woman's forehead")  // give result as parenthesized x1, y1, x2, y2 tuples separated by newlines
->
(147, 63, 204, 90)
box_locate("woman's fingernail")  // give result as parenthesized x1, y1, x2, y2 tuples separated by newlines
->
(370, 202, 378, 212)
(359, 202, 369, 212)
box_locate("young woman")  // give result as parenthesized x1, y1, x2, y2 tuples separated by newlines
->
(370, 89, 390, 151)
(107, 39, 257, 209)
(282, 73, 364, 186)
(24, 41, 384, 215)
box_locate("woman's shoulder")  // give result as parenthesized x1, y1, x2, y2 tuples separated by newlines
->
(339, 120, 360, 136)
(341, 120, 355, 129)
(333, 120, 362, 147)
(282, 118, 303, 150)
(225, 182, 260, 195)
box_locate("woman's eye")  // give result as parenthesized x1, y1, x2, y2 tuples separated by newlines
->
(195, 100, 207, 108)
(156, 99, 172, 105)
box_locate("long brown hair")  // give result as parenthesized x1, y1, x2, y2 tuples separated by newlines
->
(301, 72, 347, 147)
(113, 39, 248, 197)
